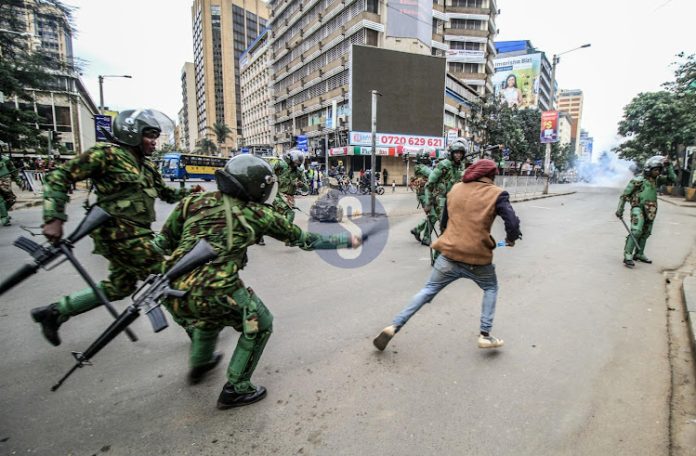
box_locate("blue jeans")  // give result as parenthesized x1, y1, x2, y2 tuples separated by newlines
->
(392, 254, 499, 333)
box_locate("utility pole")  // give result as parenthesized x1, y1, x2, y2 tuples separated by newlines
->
(370, 90, 381, 217)
(98, 75, 132, 115)
(542, 43, 590, 195)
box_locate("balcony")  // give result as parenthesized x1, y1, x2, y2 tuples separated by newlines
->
(444, 7, 489, 15)
(444, 28, 489, 38)
(432, 32, 444, 42)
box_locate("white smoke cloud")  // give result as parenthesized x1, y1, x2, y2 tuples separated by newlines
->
(575, 151, 636, 188)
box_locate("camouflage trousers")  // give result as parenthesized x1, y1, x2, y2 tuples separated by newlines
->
(166, 282, 274, 393)
(0, 177, 17, 209)
(412, 194, 438, 244)
(56, 233, 163, 316)
(623, 206, 654, 260)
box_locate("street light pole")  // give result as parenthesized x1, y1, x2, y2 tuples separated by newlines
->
(98, 74, 132, 115)
(542, 43, 590, 195)
(370, 90, 381, 217)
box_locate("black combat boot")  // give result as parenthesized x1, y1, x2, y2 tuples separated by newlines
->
(216, 382, 267, 409)
(623, 258, 635, 268)
(188, 352, 224, 385)
(30, 304, 67, 346)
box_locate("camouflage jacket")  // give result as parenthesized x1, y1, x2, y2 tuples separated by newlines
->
(411, 164, 432, 195)
(0, 155, 22, 185)
(424, 159, 464, 206)
(617, 164, 676, 218)
(43, 143, 190, 240)
(273, 159, 308, 195)
(153, 191, 351, 296)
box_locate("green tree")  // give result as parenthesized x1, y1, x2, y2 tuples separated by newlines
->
(206, 122, 233, 153)
(615, 91, 694, 163)
(0, 0, 76, 152)
(195, 137, 217, 155)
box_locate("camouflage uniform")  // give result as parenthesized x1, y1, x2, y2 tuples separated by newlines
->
(153, 191, 351, 394)
(0, 154, 22, 225)
(271, 158, 307, 224)
(616, 161, 676, 263)
(424, 158, 465, 229)
(410, 164, 434, 244)
(43, 143, 191, 317)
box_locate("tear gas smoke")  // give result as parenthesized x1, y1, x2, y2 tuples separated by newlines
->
(574, 152, 636, 187)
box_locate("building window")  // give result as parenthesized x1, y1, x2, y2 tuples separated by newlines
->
(449, 19, 482, 30)
(367, 0, 378, 13)
(451, 0, 483, 7)
(365, 29, 378, 46)
(448, 62, 479, 73)
(450, 41, 482, 50)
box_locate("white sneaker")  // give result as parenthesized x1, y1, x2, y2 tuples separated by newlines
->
(478, 335, 504, 349)
(373, 325, 398, 351)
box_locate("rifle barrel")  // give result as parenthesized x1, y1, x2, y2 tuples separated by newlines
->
(0, 263, 39, 295)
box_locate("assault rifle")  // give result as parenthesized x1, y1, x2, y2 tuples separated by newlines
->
(0, 206, 140, 342)
(51, 240, 218, 391)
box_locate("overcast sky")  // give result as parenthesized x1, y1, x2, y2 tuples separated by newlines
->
(64, 0, 696, 156)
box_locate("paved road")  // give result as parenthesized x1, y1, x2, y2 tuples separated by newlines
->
(0, 185, 694, 455)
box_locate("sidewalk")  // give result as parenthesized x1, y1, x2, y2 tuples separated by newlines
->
(658, 194, 696, 208)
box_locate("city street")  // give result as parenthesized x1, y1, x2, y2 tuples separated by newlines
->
(0, 185, 695, 455)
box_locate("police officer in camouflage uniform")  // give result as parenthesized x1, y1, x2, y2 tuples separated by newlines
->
(272, 149, 308, 224)
(0, 151, 23, 226)
(616, 155, 676, 267)
(153, 154, 361, 409)
(31, 109, 200, 346)
(423, 140, 467, 237)
(409, 151, 433, 245)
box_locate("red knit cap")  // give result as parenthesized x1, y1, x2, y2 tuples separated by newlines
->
(462, 159, 497, 182)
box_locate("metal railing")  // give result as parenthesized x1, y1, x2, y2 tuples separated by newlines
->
(21, 170, 46, 194)
(495, 174, 545, 199)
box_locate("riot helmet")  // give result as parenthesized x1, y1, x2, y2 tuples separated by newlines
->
(417, 151, 432, 164)
(215, 155, 278, 204)
(643, 155, 665, 174)
(447, 138, 468, 161)
(284, 149, 305, 168)
(112, 109, 173, 147)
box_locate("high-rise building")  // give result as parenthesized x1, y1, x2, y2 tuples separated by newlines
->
(578, 129, 593, 162)
(557, 89, 584, 155)
(493, 40, 553, 111)
(0, 0, 98, 155)
(191, 0, 268, 156)
(239, 28, 272, 155)
(440, 0, 499, 97)
(558, 112, 573, 147)
(180, 62, 199, 152)
(267, 0, 497, 152)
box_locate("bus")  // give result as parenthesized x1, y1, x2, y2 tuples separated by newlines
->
(160, 152, 227, 181)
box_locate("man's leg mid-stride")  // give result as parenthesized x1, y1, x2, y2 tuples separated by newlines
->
(373, 255, 459, 351)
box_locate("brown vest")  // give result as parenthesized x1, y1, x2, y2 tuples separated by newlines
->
(431, 177, 503, 265)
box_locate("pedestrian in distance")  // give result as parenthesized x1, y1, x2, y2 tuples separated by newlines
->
(153, 154, 362, 409)
(616, 155, 676, 267)
(31, 109, 203, 347)
(374, 159, 521, 351)
(0, 149, 23, 226)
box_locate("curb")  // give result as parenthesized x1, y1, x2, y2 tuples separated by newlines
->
(682, 276, 696, 356)
(658, 195, 696, 208)
(13, 199, 43, 211)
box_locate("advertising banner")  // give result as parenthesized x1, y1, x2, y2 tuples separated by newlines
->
(94, 115, 112, 141)
(445, 50, 485, 63)
(540, 110, 560, 144)
(296, 135, 308, 151)
(492, 53, 542, 109)
(349, 131, 445, 149)
(385, 0, 433, 47)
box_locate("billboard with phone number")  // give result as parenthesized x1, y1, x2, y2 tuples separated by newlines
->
(349, 131, 444, 148)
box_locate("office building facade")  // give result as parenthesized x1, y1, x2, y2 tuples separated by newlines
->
(267, 0, 496, 152)
(557, 89, 584, 155)
(179, 62, 199, 152)
(191, 0, 268, 156)
(1, 0, 98, 156)
(239, 28, 273, 154)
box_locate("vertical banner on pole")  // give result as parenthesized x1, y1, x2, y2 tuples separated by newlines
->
(540, 110, 560, 144)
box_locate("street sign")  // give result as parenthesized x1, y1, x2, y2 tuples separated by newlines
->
(95, 115, 112, 142)
(296, 135, 308, 151)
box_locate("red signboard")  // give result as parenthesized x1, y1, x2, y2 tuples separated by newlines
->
(540, 110, 560, 144)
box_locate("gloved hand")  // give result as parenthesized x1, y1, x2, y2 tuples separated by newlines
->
(615, 210, 623, 219)
(190, 184, 205, 193)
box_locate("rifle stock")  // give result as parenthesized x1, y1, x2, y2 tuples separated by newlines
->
(0, 206, 112, 296)
(51, 240, 218, 391)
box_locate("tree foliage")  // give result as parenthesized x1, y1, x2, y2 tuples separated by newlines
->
(0, 0, 76, 152)
(206, 122, 233, 148)
(195, 137, 217, 155)
(615, 53, 696, 165)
